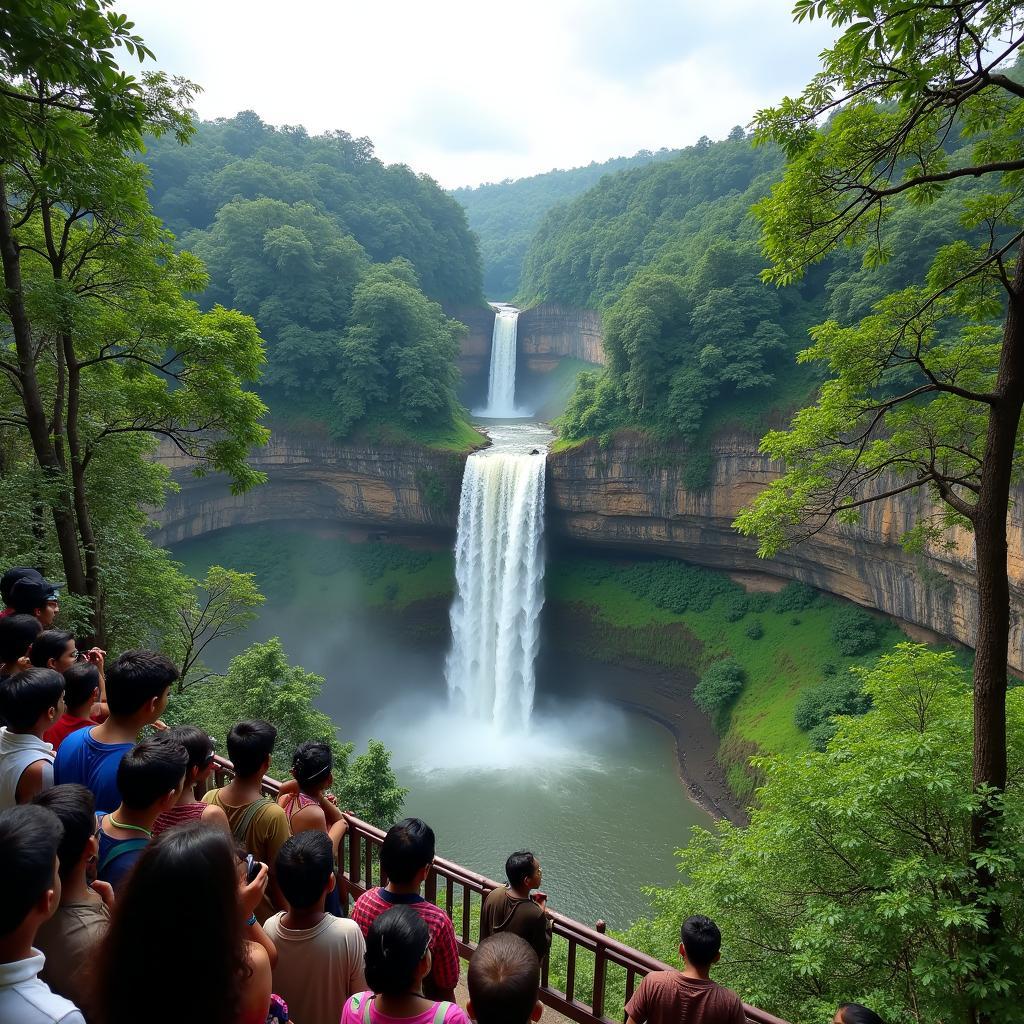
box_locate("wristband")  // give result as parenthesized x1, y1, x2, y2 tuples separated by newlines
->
(246, 912, 257, 927)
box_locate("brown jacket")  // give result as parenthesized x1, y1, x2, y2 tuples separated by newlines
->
(479, 885, 551, 961)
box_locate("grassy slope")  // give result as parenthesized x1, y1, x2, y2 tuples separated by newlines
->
(546, 557, 907, 774)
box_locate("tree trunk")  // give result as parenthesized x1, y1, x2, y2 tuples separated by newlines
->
(63, 336, 105, 645)
(0, 170, 87, 595)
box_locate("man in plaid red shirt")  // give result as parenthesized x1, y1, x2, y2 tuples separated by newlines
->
(352, 818, 460, 1000)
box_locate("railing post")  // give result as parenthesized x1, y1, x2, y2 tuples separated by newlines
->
(592, 926, 607, 1021)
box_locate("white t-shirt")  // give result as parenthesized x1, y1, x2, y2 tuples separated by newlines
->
(0, 730, 54, 809)
(0, 950, 85, 1024)
(263, 912, 366, 1024)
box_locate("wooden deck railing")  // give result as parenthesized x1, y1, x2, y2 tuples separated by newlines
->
(210, 756, 789, 1024)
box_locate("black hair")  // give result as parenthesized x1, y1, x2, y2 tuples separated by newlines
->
(33, 784, 96, 881)
(380, 817, 435, 886)
(292, 739, 332, 790)
(226, 719, 277, 778)
(105, 649, 178, 717)
(166, 725, 216, 778)
(0, 804, 62, 935)
(505, 850, 537, 889)
(364, 905, 431, 996)
(838, 1005, 886, 1024)
(116, 736, 188, 810)
(0, 667, 64, 731)
(29, 629, 75, 668)
(680, 915, 722, 968)
(0, 613, 42, 664)
(276, 830, 334, 910)
(468, 933, 540, 1024)
(93, 823, 247, 1024)
(63, 662, 101, 711)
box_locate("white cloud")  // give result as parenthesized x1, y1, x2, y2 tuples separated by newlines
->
(123, 0, 837, 188)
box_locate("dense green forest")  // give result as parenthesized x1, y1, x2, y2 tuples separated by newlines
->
(452, 146, 681, 298)
(518, 129, 992, 445)
(142, 113, 484, 441)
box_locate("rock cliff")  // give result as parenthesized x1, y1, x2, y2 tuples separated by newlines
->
(517, 303, 606, 373)
(153, 425, 1024, 671)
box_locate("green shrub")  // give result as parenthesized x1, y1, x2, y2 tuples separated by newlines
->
(693, 660, 746, 719)
(821, 662, 837, 676)
(790, 616, 801, 626)
(807, 721, 838, 751)
(794, 676, 872, 732)
(745, 620, 764, 640)
(773, 581, 818, 613)
(830, 606, 882, 655)
(620, 560, 739, 614)
(747, 592, 773, 613)
(724, 595, 749, 622)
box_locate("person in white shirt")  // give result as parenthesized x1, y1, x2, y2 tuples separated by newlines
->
(264, 831, 366, 1024)
(0, 803, 86, 1024)
(0, 670, 64, 809)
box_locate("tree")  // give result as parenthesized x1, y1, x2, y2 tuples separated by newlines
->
(171, 566, 264, 691)
(627, 646, 1024, 1023)
(732, 4, 1024, 983)
(341, 739, 407, 829)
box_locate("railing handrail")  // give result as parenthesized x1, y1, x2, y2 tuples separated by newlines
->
(209, 755, 789, 1024)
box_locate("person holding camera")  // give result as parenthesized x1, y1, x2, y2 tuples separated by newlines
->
(479, 851, 551, 962)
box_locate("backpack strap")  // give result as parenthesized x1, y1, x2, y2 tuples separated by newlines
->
(431, 1002, 452, 1024)
(231, 795, 272, 846)
(98, 837, 149, 874)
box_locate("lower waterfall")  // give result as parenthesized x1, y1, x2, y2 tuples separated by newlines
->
(445, 446, 546, 728)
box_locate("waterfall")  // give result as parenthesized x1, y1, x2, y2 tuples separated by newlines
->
(480, 305, 521, 417)
(445, 448, 546, 729)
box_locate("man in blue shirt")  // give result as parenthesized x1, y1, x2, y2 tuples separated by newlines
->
(54, 651, 177, 812)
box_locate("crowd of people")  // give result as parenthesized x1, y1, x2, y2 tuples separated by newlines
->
(0, 566, 887, 1024)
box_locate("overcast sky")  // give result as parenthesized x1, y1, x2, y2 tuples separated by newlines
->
(123, 0, 838, 190)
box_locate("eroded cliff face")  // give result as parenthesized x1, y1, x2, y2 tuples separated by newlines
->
(447, 303, 496, 402)
(150, 433, 470, 547)
(153, 424, 1023, 670)
(517, 303, 606, 373)
(548, 432, 1024, 672)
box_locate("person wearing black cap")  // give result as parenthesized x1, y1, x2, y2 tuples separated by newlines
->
(0, 568, 43, 619)
(10, 578, 61, 629)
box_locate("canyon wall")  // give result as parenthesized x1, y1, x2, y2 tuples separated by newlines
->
(517, 303, 606, 372)
(447, 303, 495, 401)
(153, 425, 1024, 671)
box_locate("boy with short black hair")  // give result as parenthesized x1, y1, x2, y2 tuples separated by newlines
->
(264, 831, 365, 1024)
(0, 613, 42, 679)
(96, 736, 188, 893)
(9, 578, 61, 629)
(468, 933, 543, 1024)
(625, 915, 745, 1024)
(0, 668, 64, 809)
(202, 720, 290, 921)
(480, 850, 551, 961)
(34, 784, 112, 1010)
(351, 817, 460, 1000)
(43, 664, 104, 753)
(0, 803, 85, 1023)
(54, 650, 177, 812)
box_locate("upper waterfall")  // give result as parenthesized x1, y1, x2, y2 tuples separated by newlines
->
(445, 424, 549, 729)
(477, 304, 528, 418)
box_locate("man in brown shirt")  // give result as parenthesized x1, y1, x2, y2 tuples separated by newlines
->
(625, 915, 746, 1024)
(480, 851, 551, 962)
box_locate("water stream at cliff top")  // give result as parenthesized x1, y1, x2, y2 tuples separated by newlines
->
(476, 304, 530, 418)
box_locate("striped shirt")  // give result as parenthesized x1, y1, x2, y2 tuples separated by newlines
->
(351, 888, 459, 993)
(152, 801, 206, 836)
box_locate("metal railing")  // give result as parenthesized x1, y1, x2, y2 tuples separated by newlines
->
(210, 756, 788, 1024)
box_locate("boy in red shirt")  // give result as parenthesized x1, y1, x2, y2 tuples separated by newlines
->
(43, 663, 105, 752)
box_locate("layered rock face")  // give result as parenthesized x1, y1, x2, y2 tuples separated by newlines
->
(447, 303, 496, 402)
(548, 432, 1024, 672)
(153, 425, 1024, 671)
(517, 304, 605, 373)
(151, 433, 467, 547)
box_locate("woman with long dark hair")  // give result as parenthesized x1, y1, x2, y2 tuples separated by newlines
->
(91, 822, 273, 1024)
(342, 906, 470, 1024)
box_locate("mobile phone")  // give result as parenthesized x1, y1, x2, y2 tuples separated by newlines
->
(245, 854, 261, 884)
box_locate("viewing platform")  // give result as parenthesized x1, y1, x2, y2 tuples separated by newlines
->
(210, 756, 789, 1024)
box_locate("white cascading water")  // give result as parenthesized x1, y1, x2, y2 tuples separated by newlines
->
(445, 448, 546, 729)
(480, 305, 521, 417)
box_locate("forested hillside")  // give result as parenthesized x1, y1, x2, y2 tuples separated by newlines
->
(142, 113, 484, 443)
(519, 129, 992, 445)
(453, 147, 681, 299)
